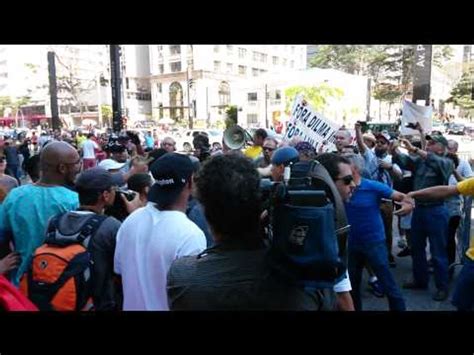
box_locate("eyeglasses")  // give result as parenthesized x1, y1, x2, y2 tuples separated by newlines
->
(336, 175, 354, 185)
(163, 142, 175, 146)
(263, 146, 275, 152)
(376, 140, 388, 145)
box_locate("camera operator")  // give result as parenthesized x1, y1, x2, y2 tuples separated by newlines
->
(265, 146, 355, 311)
(167, 154, 326, 310)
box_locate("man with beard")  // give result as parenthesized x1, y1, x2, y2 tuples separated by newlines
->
(391, 134, 454, 301)
(355, 123, 402, 268)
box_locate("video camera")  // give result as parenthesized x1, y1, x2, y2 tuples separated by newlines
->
(104, 187, 137, 222)
(260, 160, 349, 291)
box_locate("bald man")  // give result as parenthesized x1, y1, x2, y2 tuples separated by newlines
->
(0, 141, 80, 285)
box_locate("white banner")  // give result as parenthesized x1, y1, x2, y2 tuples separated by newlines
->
(283, 95, 341, 152)
(400, 99, 433, 135)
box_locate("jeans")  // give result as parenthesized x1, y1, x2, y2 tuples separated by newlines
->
(411, 204, 449, 291)
(5, 164, 21, 184)
(349, 240, 406, 311)
(380, 201, 394, 259)
(452, 260, 474, 311)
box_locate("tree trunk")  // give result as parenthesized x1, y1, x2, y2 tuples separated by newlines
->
(379, 100, 382, 121)
(388, 102, 392, 121)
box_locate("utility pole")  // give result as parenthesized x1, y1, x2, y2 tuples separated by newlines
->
(47, 51, 60, 131)
(110, 45, 123, 133)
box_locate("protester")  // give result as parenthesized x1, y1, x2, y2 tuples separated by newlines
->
(244, 128, 267, 160)
(160, 137, 177, 153)
(319, 153, 411, 311)
(391, 134, 454, 301)
(408, 177, 474, 310)
(1, 141, 81, 286)
(81, 133, 99, 170)
(114, 153, 206, 310)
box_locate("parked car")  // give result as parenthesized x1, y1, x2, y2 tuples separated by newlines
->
(447, 123, 465, 135)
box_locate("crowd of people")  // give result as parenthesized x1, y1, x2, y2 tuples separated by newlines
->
(0, 118, 472, 311)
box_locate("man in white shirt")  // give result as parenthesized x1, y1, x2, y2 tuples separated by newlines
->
(81, 133, 99, 170)
(114, 152, 206, 310)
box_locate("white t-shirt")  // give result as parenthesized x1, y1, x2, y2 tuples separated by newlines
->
(81, 139, 99, 159)
(114, 203, 206, 311)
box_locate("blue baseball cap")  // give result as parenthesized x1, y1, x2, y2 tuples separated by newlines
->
(148, 153, 194, 206)
(75, 167, 123, 192)
(271, 146, 300, 166)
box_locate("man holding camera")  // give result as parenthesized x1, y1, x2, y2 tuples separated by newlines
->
(355, 122, 402, 268)
(390, 133, 454, 301)
(43, 168, 141, 310)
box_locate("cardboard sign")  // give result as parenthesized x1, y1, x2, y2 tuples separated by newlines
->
(400, 99, 432, 135)
(284, 95, 341, 152)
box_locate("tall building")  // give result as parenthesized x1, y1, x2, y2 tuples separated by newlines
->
(0, 45, 152, 128)
(121, 45, 152, 124)
(149, 45, 307, 127)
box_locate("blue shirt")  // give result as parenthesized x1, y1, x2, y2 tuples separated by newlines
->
(1, 184, 79, 285)
(344, 178, 393, 245)
(145, 136, 155, 149)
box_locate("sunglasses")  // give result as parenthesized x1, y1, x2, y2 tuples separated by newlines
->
(336, 175, 354, 185)
(376, 140, 388, 145)
(263, 146, 275, 152)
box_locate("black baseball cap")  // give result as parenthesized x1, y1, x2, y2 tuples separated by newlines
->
(75, 167, 122, 192)
(148, 153, 194, 206)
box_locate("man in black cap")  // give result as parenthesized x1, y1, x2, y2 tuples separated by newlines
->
(114, 153, 206, 310)
(44, 167, 141, 310)
(390, 133, 454, 301)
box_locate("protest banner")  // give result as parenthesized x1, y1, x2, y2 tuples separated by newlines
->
(284, 95, 341, 152)
(400, 99, 433, 135)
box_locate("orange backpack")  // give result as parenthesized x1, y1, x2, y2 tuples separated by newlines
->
(20, 213, 107, 311)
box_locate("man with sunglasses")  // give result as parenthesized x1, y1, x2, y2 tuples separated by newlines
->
(0, 141, 81, 286)
(255, 138, 278, 178)
(317, 153, 412, 311)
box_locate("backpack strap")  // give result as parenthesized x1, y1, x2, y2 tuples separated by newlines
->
(77, 214, 109, 248)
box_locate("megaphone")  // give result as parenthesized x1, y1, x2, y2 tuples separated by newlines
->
(223, 125, 253, 150)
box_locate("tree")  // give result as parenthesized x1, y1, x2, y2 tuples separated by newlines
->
(224, 105, 238, 129)
(373, 82, 404, 120)
(284, 84, 344, 114)
(447, 72, 474, 118)
(101, 105, 112, 127)
(310, 45, 454, 100)
(53, 49, 96, 120)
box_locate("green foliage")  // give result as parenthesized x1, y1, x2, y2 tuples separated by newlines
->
(284, 84, 344, 113)
(310, 45, 454, 98)
(447, 72, 474, 114)
(224, 105, 238, 129)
